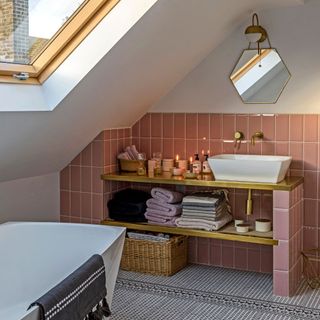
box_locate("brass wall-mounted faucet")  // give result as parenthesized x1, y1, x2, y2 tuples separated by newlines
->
(234, 131, 244, 150)
(251, 131, 264, 145)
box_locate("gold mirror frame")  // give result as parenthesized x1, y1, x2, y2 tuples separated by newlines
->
(230, 48, 291, 104)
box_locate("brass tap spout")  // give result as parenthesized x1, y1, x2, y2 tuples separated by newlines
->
(251, 131, 264, 146)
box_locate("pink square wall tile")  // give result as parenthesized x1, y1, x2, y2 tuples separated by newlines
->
(197, 238, 210, 264)
(186, 140, 198, 160)
(275, 142, 289, 156)
(186, 114, 198, 139)
(198, 139, 210, 158)
(304, 115, 318, 142)
(104, 129, 111, 140)
(71, 166, 81, 192)
(222, 114, 235, 140)
(132, 121, 140, 137)
(151, 138, 163, 156)
(235, 115, 249, 139)
(151, 113, 162, 137)
(273, 270, 290, 296)
(174, 139, 186, 159)
(262, 142, 275, 156)
(262, 115, 275, 141)
(289, 115, 303, 142)
(163, 114, 174, 138)
(234, 248, 248, 270)
(273, 191, 290, 209)
(290, 143, 303, 170)
(248, 249, 261, 272)
(81, 167, 91, 193)
(249, 115, 262, 135)
(210, 114, 222, 139)
(260, 248, 273, 273)
(60, 191, 70, 215)
(81, 144, 92, 166)
(118, 129, 124, 139)
(275, 115, 289, 141)
(92, 194, 103, 220)
(60, 166, 70, 190)
(210, 245, 222, 266)
(81, 193, 92, 219)
(210, 140, 222, 155)
(71, 192, 81, 217)
(92, 167, 103, 194)
(188, 237, 198, 263)
(111, 129, 118, 139)
(140, 114, 151, 137)
(273, 208, 289, 240)
(124, 128, 131, 138)
(303, 227, 318, 250)
(198, 114, 210, 140)
(174, 113, 186, 139)
(92, 141, 104, 167)
(248, 141, 262, 155)
(163, 139, 174, 158)
(304, 199, 317, 227)
(221, 246, 234, 268)
(304, 143, 318, 170)
(71, 154, 81, 166)
(140, 138, 151, 159)
(304, 171, 317, 200)
(274, 240, 289, 270)
(104, 140, 111, 166)
(222, 141, 234, 154)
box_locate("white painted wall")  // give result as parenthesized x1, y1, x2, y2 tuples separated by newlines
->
(0, 173, 59, 224)
(151, 2, 320, 114)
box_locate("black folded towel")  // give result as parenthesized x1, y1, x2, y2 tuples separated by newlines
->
(108, 188, 151, 222)
(28, 254, 110, 320)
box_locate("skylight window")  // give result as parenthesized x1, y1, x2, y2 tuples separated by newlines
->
(0, 0, 119, 83)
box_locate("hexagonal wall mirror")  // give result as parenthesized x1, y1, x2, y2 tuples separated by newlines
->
(230, 49, 291, 104)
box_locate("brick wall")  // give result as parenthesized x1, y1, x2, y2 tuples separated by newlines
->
(0, 0, 29, 63)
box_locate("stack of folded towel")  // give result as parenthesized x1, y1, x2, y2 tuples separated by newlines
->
(176, 190, 233, 231)
(144, 187, 184, 226)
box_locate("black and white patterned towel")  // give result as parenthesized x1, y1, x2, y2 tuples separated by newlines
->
(29, 254, 110, 320)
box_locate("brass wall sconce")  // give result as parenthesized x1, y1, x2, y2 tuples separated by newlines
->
(229, 12, 291, 104)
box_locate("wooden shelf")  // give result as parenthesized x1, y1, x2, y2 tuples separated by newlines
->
(101, 220, 278, 246)
(101, 172, 303, 191)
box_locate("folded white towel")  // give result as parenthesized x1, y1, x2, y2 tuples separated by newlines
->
(175, 212, 233, 231)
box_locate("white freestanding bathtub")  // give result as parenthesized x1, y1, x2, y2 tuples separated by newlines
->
(0, 222, 126, 320)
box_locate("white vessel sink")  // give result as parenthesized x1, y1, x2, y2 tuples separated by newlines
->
(208, 154, 292, 183)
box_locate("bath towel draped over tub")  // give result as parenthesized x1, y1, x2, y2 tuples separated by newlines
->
(29, 254, 110, 320)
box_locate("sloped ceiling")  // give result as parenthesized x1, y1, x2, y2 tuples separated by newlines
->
(0, 0, 303, 182)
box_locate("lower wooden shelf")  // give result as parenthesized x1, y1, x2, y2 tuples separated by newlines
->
(101, 219, 278, 246)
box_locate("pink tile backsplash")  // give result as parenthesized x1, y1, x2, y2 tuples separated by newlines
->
(61, 112, 317, 283)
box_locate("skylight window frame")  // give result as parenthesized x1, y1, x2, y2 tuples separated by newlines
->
(0, 0, 119, 85)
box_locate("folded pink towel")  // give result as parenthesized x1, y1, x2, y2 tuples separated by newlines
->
(145, 213, 178, 227)
(146, 199, 182, 216)
(151, 187, 183, 204)
(145, 211, 180, 222)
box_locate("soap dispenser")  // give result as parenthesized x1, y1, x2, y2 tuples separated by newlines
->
(202, 154, 212, 174)
(192, 153, 201, 174)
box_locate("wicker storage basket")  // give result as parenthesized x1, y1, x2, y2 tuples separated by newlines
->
(120, 235, 188, 276)
(119, 159, 147, 172)
(302, 248, 320, 289)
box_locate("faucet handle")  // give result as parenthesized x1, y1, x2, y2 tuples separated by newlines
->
(234, 131, 244, 140)
(234, 131, 244, 149)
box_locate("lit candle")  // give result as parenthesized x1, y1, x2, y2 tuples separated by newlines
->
(207, 150, 210, 155)
(201, 149, 204, 156)
(175, 154, 179, 168)
(189, 156, 193, 172)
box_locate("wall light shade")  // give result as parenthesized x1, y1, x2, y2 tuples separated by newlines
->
(245, 14, 267, 43)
